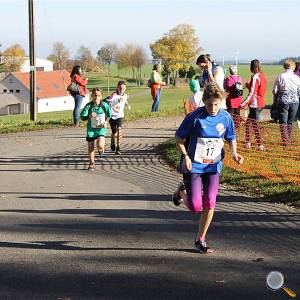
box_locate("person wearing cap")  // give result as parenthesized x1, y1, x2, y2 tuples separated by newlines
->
(80, 88, 111, 171)
(184, 78, 205, 114)
(223, 65, 243, 127)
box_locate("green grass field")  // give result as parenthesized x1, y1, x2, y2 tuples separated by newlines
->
(0, 63, 283, 131)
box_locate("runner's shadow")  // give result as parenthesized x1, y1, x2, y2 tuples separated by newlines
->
(0, 241, 195, 253)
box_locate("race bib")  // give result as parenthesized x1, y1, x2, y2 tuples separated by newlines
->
(91, 114, 105, 128)
(194, 137, 224, 164)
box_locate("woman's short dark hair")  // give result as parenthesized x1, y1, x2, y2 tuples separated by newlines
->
(250, 59, 262, 74)
(70, 65, 81, 77)
(196, 54, 211, 65)
(117, 80, 126, 87)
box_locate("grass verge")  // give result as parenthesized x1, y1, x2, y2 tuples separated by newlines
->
(158, 139, 300, 208)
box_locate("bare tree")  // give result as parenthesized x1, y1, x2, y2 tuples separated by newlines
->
(47, 42, 70, 70)
(97, 43, 118, 93)
(133, 46, 147, 86)
(76, 45, 96, 72)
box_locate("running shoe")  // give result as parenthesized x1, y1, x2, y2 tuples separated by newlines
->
(88, 162, 96, 171)
(111, 143, 116, 151)
(172, 182, 185, 206)
(194, 240, 213, 254)
(115, 147, 121, 155)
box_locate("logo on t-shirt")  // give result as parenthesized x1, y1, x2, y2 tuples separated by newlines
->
(216, 123, 225, 136)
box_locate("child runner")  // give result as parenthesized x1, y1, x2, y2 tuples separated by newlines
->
(175, 83, 244, 253)
(80, 88, 111, 170)
(107, 81, 131, 155)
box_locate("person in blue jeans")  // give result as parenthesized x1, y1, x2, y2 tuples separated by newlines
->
(150, 64, 165, 112)
(273, 59, 300, 146)
(70, 65, 89, 127)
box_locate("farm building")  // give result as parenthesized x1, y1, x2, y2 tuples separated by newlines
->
(0, 70, 89, 116)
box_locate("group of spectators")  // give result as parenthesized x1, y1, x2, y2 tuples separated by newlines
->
(172, 54, 300, 254)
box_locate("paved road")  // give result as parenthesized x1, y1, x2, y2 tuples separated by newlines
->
(0, 117, 299, 300)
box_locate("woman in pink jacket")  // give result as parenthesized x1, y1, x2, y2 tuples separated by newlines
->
(223, 65, 243, 128)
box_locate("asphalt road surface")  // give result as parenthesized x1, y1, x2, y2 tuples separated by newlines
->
(0, 116, 299, 300)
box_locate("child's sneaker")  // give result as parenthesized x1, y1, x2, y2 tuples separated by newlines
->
(194, 240, 213, 254)
(172, 182, 185, 206)
(88, 162, 96, 171)
(115, 147, 121, 155)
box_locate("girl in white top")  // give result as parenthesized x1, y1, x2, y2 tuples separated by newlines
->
(107, 81, 130, 154)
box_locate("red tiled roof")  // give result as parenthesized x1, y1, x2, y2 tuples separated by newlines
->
(12, 70, 72, 99)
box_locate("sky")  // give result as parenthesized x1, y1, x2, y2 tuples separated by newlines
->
(0, 0, 299, 63)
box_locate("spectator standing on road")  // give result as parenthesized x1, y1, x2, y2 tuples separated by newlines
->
(150, 64, 166, 112)
(106, 81, 131, 155)
(174, 83, 244, 253)
(70, 65, 89, 127)
(223, 65, 243, 128)
(80, 88, 111, 171)
(240, 59, 267, 151)
(273, 59, 300, 146)
(196, 54, 226, 109)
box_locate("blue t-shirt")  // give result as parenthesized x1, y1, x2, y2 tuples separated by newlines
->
(176, 107, 236, 174)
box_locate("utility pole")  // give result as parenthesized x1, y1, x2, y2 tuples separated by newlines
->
(28, 0, 37, 121)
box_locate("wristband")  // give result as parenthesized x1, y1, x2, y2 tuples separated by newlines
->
(181, 153, 188, 159)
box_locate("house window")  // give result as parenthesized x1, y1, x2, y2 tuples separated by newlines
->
(9, 89, 13, 93)
(46, 102, 48, 106)
(16, 89, 20, 93)
(64, 100, 67, 104)
(3, 89, 7, 93)
(8, 78, 13, 84)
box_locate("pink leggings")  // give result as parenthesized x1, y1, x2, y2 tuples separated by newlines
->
(183, 172, 220, 212)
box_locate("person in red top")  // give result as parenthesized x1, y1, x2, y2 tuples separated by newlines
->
(223, 65, 243, 128)
(240, 59, 267, 150)
(70, 65, 89, 127)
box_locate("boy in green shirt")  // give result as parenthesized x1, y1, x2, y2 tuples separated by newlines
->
(80, 88, 111, 170)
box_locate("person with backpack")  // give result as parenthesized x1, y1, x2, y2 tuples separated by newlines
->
(106, 81, 130, 155)
(240, 59, 267, 151)
(80, 88, 111, 171)
(174, 83, 244, 253)
(223, 65, 243, 128)
(196, 54, 226, 109)
(69, 65, 89, 127)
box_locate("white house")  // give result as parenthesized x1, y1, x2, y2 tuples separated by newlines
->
(0, 70, 89, 116)
(20, 57, 54, 72)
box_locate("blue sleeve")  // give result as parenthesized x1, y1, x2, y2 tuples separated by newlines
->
(175, 113, 195, 139)
(224, 115, 236, 141)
